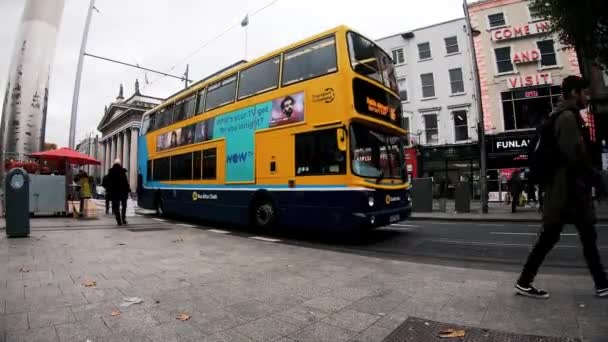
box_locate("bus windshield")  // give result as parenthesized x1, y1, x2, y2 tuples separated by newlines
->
(347, 32, 398, 94)
(350, 122, 403, 180)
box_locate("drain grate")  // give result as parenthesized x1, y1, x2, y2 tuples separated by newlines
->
(127, 227, 173, 232)
(382, 317, 579, 342)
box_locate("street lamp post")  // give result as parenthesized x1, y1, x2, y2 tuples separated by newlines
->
(463, 0, 489, 214)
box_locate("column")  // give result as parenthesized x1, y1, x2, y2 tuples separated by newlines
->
(105, 139, 110, 174)
(129, 128, 138, 194)
(116, 132, 123, 164)
(100, 142, 106, 177)
(122, 130, 129, 173)
(111, 135, 117, 165)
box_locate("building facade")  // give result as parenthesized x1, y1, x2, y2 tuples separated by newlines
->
(467, 0, 581, 198)
(377, 18, 481, 195)
(75, 135, 101, 181)
(97, 80, 162, 194)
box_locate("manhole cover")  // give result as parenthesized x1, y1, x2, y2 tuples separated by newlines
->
(382, 317, 579, 342)
(126, 227, 172, 232)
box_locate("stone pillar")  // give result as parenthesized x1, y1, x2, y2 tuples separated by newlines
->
(122, 130, 129, 173)
(100, 141, 106, 177)
(111, 135, 117, 165)
(104, 139, 110, 175)
(116, 132, 123, 164)
(129, 128, 138, 194)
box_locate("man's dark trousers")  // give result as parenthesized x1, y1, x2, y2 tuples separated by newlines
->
(112, 199, 127, 225)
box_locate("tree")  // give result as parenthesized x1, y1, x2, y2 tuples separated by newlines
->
(530, 0, 608, 66)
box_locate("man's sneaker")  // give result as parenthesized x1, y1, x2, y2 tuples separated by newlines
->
(515, 283, 550, 299)
(597, 287, 608, 297)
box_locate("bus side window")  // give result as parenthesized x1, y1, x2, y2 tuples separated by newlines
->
(282, 36, 337, 86)
(295, 129, 345, 176)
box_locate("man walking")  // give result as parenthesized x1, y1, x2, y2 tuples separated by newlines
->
(508, 170, 522, 213)
(108, 159, 131, 226)
(516, 76, 608, 298)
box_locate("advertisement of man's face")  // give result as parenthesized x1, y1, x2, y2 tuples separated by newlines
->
(194, 119, 214, 143)
(270, 92, 304, 127)
(169, 129, 181, 149)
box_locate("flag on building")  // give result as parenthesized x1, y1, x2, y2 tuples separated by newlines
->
(241, 14, 249, 27)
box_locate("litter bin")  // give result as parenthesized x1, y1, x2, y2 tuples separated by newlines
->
(5, 168, 30, 237)
(411, 178, 433, 212)
(454, 181, 471, 213)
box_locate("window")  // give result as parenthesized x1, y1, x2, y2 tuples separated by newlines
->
(282, 36, 337, 86)
(350, 123, 403, 179)
(495, 47, 513, 73)
(449, 68, 465, 94)
(171, 152, 193, 180)
(141, 115, 151, 135)
(453, 110, 469, 141)
(295, 129, 346, 176)
(420, 73, 435, 98)
(418, 42, 431, 60)
(501, 86, 561, 130)
(146, 160, 152, 181)
(202, 148, 217, 180)
(196, 88, 206, 114)
(528, 5, 544, 22)
(537, 40, 557, 67)
(148, 113, 157, 132)
(391, 48, 405, 64)
(488, 13, 506, 28)
(347, 32, 398, 92)
(205, 75, 237, 111)
(424, 114, 438, 144)
(402, 116, 411, 142)
(193, 151, 202, 179)
(157, 106, 174, 129)
(397, 78, 408, 101)
(444, 36, 459, 54)
(238, 56, 280, 99)
(152, 157, 170, 181)
(174, 95, 197, 122)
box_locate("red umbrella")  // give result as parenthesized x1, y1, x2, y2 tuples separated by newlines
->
(28, 147, 101, 165)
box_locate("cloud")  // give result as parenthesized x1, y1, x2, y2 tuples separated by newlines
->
(0, 0, 462, 146)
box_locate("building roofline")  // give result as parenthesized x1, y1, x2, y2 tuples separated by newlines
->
(376, 17, 466, 41)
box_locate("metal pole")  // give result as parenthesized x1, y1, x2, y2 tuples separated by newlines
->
(184, 64, 189, 89)
(68, 0, 96, 149)
(463, 0, 488, 213)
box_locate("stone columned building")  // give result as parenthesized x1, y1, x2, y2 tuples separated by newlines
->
(97, 80, 162, 193)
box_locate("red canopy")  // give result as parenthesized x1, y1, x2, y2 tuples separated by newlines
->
(28, 147, 101, 165)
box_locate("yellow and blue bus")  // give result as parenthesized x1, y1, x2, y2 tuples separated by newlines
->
(137, 26, 411, 229)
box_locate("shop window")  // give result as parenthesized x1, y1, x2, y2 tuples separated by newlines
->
(418, 42, 432, 60)
(392, 47, 405, 65)
(283, 36, 337, 86)
(537, 40, 557, 67)
(424, 114, 439, 144)
(202, 148, 217, 180)
(501, 87, 561, 130)
(488, 13, 506, 28)
(171, 152, 193, 180)
(449, 68, 465, 94)
(152, 157, 170, 181)
(205, 75, 237, 111)
(444, 36, 459, 54)
(238, 56, 280, 99)
(295, 129, 346, 176)
(495, 47, 513, 73)
(453, 110, 469, 141)
(397, 77, 408, 101)
(420, 73, 435, 98)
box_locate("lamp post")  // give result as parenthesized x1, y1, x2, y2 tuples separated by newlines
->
(464, 0, 489, 213)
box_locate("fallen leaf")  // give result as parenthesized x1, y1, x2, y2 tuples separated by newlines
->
(155, 300, 160, 304)
(172, 238, 184, 243)
(117, 243, 126, 246)
(439, 329, 466, 338)
(19, 268, 30, 273)
(177, 313, 191, 321)
(111, 309, 121, 316)
(82, 280, 97, 288)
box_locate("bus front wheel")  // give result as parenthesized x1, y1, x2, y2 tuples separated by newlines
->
(252, 199, 276, 229)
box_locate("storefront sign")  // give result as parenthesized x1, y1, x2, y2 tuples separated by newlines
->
(525, 90, 539, 97)
(512, 49, 540, 64)
(506, 73, 552, 89)
(491, 21, 551, 41)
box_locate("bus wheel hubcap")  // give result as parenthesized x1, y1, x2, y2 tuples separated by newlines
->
(256, 204, 273, 226)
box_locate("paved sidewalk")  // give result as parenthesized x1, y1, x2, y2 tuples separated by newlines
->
(0, 215, 606, 341)
(412, 200, 608, 222)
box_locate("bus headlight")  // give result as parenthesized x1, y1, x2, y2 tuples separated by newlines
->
(368, 196, 375, 207)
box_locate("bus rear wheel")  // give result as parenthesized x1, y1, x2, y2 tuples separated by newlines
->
(253, 199, 276, 229)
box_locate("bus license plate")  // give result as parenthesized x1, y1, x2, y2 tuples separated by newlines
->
(389, 215, 400, 223)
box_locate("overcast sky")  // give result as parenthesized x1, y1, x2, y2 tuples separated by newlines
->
(0, 0, 464, 146)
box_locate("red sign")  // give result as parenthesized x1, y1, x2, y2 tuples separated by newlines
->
(507, 73, 552, 89)
(492, 21, 551, 41)
(512, 49, 540, 64)
(525, 90, 539, 97)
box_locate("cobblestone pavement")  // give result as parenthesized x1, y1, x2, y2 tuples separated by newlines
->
(0, 215, 606, 341)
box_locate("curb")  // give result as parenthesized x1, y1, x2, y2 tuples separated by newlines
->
(410, 215, 608, 223)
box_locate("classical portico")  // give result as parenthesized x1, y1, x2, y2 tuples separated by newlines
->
(97, 81, 162, 194)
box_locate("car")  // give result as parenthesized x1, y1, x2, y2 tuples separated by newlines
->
(95, 185, 106, 199)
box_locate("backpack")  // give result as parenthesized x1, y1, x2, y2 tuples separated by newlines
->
(528, 110, 565, 186)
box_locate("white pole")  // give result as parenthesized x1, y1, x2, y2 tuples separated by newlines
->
(68, 0, 96, 149)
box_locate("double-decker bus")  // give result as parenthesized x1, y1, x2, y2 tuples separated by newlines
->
(137, 26, 411, 229)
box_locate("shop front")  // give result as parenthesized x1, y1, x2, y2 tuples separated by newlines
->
(418, 144, 480, 199)
(485, 131, 535, 201)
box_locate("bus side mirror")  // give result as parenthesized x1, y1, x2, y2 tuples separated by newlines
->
(336, 128, 347, 152)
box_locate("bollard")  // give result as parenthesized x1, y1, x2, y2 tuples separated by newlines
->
(5, 168, 30, 237)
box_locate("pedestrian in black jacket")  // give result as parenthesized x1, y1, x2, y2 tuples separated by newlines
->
(107, 159, 131, 226)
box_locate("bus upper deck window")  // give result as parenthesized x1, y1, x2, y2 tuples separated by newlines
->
(282, 36, 337, 86)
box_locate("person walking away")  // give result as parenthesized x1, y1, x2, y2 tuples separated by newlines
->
(508, 170, 522, 213)
(102, 172, 111, 214)
(77, 170, 92, 217)
(108, 159, 131, 226)
(516, 76, 608, 298)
